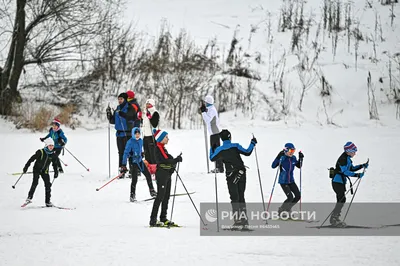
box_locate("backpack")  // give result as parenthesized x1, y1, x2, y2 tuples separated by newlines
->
(328, 167, 335, 178)
(328, 166, 354, 194)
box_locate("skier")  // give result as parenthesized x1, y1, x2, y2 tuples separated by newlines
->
(271, 143, 304, 215)
(330, 141, 368, 226)
(40, 118, 67, 173)
(199, 95, 224, 173)
(210, 129, 257, 227)
(126, 90, 141, 128)
(106, 92, 135, 178)
(139, 98, 160, 175)
(120, 127, 157, 202)
(22, 138, 59, 207)
(149, 129, 182, 227)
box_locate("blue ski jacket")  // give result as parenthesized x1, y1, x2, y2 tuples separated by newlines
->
(271, 152, 301, 184)
(122, 127, 144, 168)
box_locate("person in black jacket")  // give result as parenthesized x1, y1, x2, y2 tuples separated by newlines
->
(106, 92, 136, 178)
(210, 129, 257, 227)
(22, 138, 59, 207)
(126, 90, 141, 128)
(149, 129, 182, 227)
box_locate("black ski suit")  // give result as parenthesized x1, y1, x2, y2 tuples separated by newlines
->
(24, 148, 59, 204)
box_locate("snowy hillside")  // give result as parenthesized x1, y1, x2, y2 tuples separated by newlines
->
(124, 0, 400, 127)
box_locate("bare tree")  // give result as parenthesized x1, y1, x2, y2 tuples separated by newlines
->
(0, 0, 121, 115)
(367, 71, 379, 120)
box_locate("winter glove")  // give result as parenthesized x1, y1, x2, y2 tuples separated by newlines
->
(233, 170, 245, 184)
(106, 107, 112, 121)
(137, 111, 142, 120)
(23, 166, 28, 173)
(54, 170, 59, 179)
(200, 105, 207, 113)
(119, 165, 128, 174)
(58, 139, 65, 147)
(40, 138, 45, 142)
(146, 111, 152, 119)
(355, 172, 364, 178)
(298, 151, 304, 159)
(363, 162, 369, 169)
(251, 137, 257, 145)
(174, 155, 183, 163)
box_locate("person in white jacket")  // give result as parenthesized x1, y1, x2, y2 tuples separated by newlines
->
(139, 99, 160, 165)
(200, 95, 224, 173)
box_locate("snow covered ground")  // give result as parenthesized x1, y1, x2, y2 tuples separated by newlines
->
(1, 117, 400, 265)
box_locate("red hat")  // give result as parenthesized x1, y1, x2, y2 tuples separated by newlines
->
(127, 91, 135, 99)
(52, 118, 61, 127)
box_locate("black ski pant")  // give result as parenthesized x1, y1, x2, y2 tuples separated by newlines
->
(54, 148, 63, 171)
(28, 171, 52, 204)
(226, 171, 247, 221)
(332, 182, 346, 216)
(130, 161, 155, 195)
(210, 133, 224, 172)
(150, 169, 172, 222)
(280, 183, 301, 211)
(117, 136, 130, 167)
(143, 136, 156, 164)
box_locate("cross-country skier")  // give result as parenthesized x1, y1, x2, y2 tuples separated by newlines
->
(126, 90, 141, 128)
(106, 92, 135, 178)
(210, 129, 257, 227)
(40, 118, 67, 173)
(139, 98, 160, 175)
(120, 127, 157, 202)
(199, 95, 224, 173)
(330, 141, 368, 226)
(149, 129, 182, 227)
(271, 143, 304, 215)
(22, 138, 59, 207)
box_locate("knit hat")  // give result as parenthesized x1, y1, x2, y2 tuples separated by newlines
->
(127, 90, 135, 99)
(146, 98, 155, 107)
(153, 129, 168, 142)
(118, 92, 128, 101)
(44, 138, 54, 147)
(219, 129, 231, 141)
(131, 127, 141, 136)
(52, 118, 61, 127)
(284, 143, 295, 151)
(204, 95, 214, 105)
(344, 141, 357, 153)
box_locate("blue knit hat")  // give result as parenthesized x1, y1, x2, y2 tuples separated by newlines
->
(153, 129, 168, 142)
(284, 143, 295, 151)
(344, 141, 357, 153)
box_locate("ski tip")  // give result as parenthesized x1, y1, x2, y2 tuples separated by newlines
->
(87, 168, 90, 172)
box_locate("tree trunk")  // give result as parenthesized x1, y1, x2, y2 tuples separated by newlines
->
(0, 0, 26, 115)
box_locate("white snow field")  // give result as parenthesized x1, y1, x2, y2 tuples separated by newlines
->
(1, 118, 400, 266)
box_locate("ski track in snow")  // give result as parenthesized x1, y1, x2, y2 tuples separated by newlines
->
(1, 125, 400, 265)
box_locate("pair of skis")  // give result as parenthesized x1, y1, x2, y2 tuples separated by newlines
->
(21, 201, 75, 210)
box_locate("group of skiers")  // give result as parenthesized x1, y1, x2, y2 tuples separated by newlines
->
(19, 92, 369, 228)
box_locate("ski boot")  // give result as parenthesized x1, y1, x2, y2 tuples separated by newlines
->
(59, 167, 64, 174)
(149, 220, 165, 227)
(21, 198, 32, 207)
(46, 202, 54, 207)
(130, 193, 136, 202)
(330, 213, 346, 227)
(149, 189, 157, 198)
(161, 219, 178, 227)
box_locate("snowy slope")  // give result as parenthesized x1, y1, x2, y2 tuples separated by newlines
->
(1, 120, 400, 266)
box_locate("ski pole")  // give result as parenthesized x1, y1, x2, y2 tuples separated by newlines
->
(108, 104, 111, 179)
(343, 158, 369, 223)
(59, 158, 68, 167)
(64, 147, 90, 172)
(203, 120, 210, 173)
(174, 169, 207, 226)
(267, 166, 280, 212)
(169, 162, 180, 227)
(52, 178, 56, 185)
(318, 177, 362, 228)
(12, 173, 24, 189)
(96, 173, 123, 191)
(214, 161, 220, 232)
(299, 153, 302, 212)
(252, 134, 267, 216)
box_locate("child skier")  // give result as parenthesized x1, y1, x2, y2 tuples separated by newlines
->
(210, 129, 257, 227)
(271, 143, 304, 215)
(120, 127, 157, 202)
(149, 129, 182, 227)
(22, 138, 59, 207)
(40, 118, 67, 173)
(330, 141, 368, 227)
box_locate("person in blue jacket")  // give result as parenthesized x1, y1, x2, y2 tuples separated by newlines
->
(330, 141, 368, 226)
(40, 118, 67, 173)
(120, 127, 157, 202)
(106, 92, 135, 178)
(210, 129, 257, 228)
(271, 143, 304, 215)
